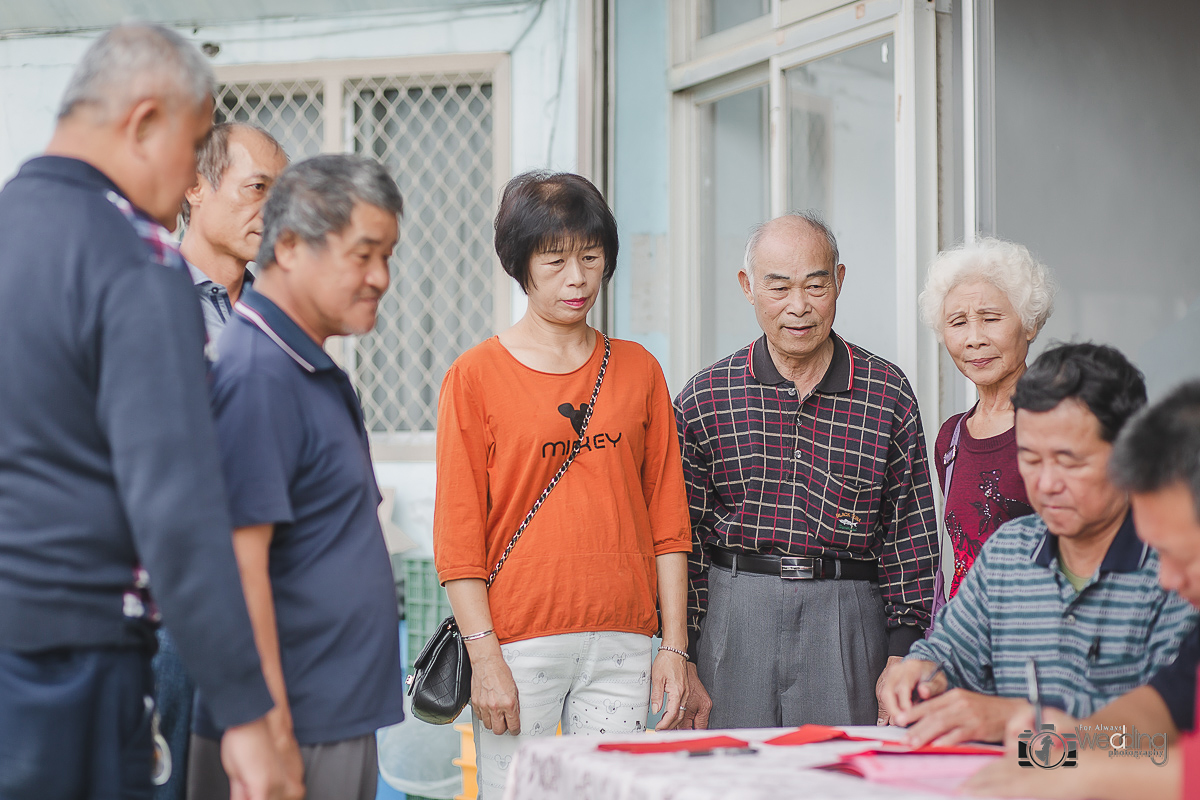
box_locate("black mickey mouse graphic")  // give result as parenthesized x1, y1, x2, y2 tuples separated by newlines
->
(558, 402, 588, 436)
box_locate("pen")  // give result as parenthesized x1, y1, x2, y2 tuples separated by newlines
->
(1026, 657, 1043, 731)
(686, 747, 757, 757)
(911, 662, 945, 703)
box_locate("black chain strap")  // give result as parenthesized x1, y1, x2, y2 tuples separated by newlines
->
(485, 333, 610, 588)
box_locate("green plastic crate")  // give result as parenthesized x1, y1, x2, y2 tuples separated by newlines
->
(403, 556, 453, 676)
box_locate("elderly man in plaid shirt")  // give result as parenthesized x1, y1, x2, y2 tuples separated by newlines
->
(675, 212, 939, 729)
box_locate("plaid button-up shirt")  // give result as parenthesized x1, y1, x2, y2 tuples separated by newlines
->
(676, 333, 939, 656)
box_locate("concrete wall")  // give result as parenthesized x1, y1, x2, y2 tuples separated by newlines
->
(610, 0, 672, 374)
(994, 0, 1200, 399)
(0, 1, 580, 184)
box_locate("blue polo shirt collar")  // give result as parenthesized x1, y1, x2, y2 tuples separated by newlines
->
(234, 288, 336, 373)
(1031, 509, 1147, 574)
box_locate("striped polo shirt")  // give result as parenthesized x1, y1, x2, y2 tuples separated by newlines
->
(909, 511, 1198, 717)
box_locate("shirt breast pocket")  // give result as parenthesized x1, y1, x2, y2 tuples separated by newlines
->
(807, 468, 879, 550)
(1083, 623, 1156, 697)
(1085, 655, 1147, 697)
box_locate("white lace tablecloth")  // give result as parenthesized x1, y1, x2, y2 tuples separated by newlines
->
(502, 726, 1017, 800)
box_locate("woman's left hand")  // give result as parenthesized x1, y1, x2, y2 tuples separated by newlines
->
(650, 647, 690, 730)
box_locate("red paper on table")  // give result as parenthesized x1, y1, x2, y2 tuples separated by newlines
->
(821, 752, 1000, 792)
(763, 725, 882, 746)
(596, 735, 750, 754)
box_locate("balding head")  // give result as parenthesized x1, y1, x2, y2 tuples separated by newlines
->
(743, 211, 840, 289)
(737, 211, 845, 374)
(58, 23, 214, 122)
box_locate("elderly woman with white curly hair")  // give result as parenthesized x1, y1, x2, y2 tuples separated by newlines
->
(919, 238, 1056, 602)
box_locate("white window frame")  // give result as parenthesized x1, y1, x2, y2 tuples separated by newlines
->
(668, 0, 943, 432)
(213, 55, 513, 461)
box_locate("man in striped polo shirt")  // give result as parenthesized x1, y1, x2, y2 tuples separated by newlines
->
(961, 380, 1200, 798)
(880, 343, 1197, 747)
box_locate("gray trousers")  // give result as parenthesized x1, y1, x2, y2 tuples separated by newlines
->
(186, 733, 377, 800)
(697, 561, 888, 728)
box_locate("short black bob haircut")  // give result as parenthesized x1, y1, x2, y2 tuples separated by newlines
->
(494, 171, 618, 293)
(1012, 342, 1146, 442)
(1111, 381, 1200, 519)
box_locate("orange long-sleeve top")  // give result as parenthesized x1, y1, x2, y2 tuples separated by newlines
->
(433, 334, 692, 645)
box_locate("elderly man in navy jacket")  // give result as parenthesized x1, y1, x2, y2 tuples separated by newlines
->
(0, 24, 297, 800)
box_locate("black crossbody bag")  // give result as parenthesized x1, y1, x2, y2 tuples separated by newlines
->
(406, 335, 610, 724)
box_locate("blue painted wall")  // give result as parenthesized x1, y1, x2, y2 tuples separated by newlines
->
(611, 0, 673, 382)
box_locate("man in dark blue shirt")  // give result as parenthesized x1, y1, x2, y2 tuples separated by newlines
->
(0, 23, 296, 800)
(188, 155, 406, 800)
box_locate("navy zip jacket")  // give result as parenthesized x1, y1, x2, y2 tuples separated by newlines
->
(0, 156, 272, 731)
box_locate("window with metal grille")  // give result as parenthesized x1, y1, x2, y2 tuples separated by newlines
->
(213, 57, 511, 454)
(215, 79, 325, 160)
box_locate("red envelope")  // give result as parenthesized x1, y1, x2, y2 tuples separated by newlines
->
(763, 725, 882, 746)
(596, 735, 750, 754)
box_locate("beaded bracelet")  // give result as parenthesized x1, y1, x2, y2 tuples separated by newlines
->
(658, 645, 689, 660)
(461, 628, 494, 642)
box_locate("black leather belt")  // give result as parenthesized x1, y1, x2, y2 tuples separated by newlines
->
(710, 548, 878, 582)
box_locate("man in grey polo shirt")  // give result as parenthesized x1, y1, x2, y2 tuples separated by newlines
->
(880, 343, 1197, 746)
(153, 122, 289, 800)
(180, 123, 288, 350)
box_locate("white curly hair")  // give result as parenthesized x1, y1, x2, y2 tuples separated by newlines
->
(918, 237, 1056, 344)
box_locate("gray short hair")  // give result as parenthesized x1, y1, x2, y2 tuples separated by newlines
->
(919, 237, 1056, 344)
(743, 211, 840, 287)
(58, 23, 214, 120)
(181, 123, 287, 225)
(258, 155, 404, 267)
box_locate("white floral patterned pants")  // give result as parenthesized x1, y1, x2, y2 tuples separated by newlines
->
(472, 631, 652, 798)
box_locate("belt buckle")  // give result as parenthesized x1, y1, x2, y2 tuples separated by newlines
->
(780, 556, 815, 580)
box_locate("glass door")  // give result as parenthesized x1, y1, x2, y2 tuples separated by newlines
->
(671, 0, 939, 414)
(782, 36, 898, 365)
(696, 84, 770, 365)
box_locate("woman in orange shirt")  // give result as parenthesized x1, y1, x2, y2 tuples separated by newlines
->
(434, 171, 692, 798)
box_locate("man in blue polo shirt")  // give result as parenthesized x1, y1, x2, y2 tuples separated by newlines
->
(0, 23, 295, 800)
(879, 344, 1197, 746)
(188, 155, 406, 800)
